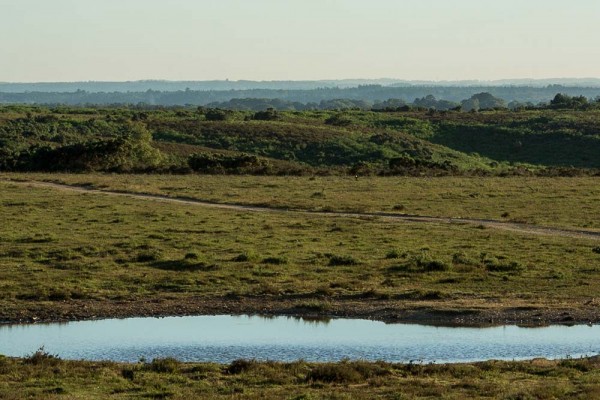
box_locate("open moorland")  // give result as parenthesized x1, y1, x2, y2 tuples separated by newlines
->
(0, 175, 599, 325)
(1, 105, 599, 398)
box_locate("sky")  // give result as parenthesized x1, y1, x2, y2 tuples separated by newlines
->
(1, 0, 599, 82)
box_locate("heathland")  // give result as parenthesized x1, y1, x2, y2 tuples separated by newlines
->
(1, 105, 599, 399)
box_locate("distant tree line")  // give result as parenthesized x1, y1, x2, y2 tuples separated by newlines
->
(1, 85, 600, 108)
(202, 93, 600, 112)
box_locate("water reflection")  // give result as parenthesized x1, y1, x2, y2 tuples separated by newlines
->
(0, 315, 598, 364)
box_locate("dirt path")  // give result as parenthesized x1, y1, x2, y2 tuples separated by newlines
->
(7, 179, 600, 242)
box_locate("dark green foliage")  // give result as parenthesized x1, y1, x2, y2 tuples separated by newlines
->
(388, 252, 450, 273)
(385, 249, 402, 259)
(413, 95, 459, 111)
(226, 359, 259, 375)
(204, 109, 232, 121)
(328, 254, 359, 266)
(121, 369, 135, 380)
(306, 360, 390, 383)
(262, 256, 287, 265)
(485, 260, 523, 273)
(324, 113, 355, 126)
(252, 108, 280, 120)
(136, 250, 162, 262)
(232, 252, 254, 262)
(24, 347, 59, 365)
(593, 247, 600, 254)
(422, 260, 450, 272)
(549, 93, 590, 110)
(188, 152, 269, 173)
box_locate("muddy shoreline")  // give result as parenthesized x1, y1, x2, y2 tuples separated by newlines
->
(2, 296, 599, 327)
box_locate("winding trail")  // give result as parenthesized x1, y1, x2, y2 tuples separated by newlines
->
(7, 179, 600, 241)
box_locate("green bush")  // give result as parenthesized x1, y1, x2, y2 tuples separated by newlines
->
(226, 359, 259, 374)
(262, 256, 287, 265)
(145, 357, 180, 373)
(328, 255, 359, 266)
(485, 260, 523, 273)
(306, 360, 391, 383)
(385, 249, 402, 259)
(24, 347, 59, 365)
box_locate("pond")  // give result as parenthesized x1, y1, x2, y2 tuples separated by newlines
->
(0, 315, 598, 363)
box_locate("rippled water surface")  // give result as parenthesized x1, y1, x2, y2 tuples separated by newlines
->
(1, 315, 599, 363)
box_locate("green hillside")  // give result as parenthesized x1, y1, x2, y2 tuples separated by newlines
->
(0, 106, 598, 175)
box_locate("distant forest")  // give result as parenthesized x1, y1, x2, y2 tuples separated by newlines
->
(2, 80, 600, 109)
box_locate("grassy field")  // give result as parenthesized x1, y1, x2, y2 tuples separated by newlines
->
(4, 173, 599, 230)
(1, 352, 600, 399)
(1, 174, 599, 323)
(1, 174, 600, 398)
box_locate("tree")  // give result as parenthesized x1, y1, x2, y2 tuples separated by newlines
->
(461, 93, 506, 111)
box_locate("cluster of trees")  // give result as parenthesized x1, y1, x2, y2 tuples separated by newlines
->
(548, 93, 594, 110)
(2, 122, 163, 172)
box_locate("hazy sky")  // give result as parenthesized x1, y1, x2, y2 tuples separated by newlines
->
(1, 0, 599, 82)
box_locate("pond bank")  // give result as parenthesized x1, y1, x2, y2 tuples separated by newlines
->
(2, 296, 599, 327)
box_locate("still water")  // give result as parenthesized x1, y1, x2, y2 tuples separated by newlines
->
(0, 315, 598, 363)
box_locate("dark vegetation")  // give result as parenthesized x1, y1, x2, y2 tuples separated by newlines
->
(0, 103, 599, 175)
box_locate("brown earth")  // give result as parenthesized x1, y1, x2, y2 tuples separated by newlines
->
(2, 295, 599, 327)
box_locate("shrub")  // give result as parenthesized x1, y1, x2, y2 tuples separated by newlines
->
(452, 252, 476, 266)
(184, 252, 200, 260)
(593, 247, 600, 254)
(485, 260, 523, 273)
(262, 256, 287, 265)
(233, 254, 249, 262)
(306, 360, 391, 383)
(328, 255, 359, 266)
(306, 363, 362, 383)
(226, 359, 259, 374)
(24, 347, 59, 365)
(388, 252, 450, 273)
(145, 357, 180, 373)
(121, 369, 135, 380)
(422, 260, 450, 272)
(204, 109, 231, 121)
(136, 249, 162, 262)
(385, 249, 402, 259)
(253, 108, 280, 121)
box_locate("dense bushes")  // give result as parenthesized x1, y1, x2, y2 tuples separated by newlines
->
(1, 106, 599, 174)
(188, 152, 270, 173)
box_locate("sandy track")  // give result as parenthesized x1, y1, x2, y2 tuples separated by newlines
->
(8, 179, 600, 242)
